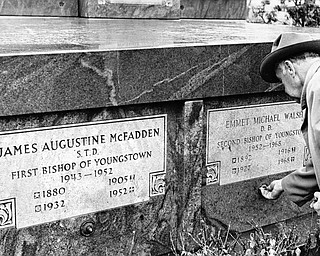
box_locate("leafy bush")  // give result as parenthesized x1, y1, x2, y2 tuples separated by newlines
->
(247, 0, 320, 27)
(287, 3, 320, 26)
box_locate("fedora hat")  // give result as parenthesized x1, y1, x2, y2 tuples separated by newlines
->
(260, 32, 320, 83)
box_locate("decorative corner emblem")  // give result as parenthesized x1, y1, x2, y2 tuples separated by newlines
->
(206, 162, 220, 185)
(150, 171, 165, 196)
(0, 198, 16, 229)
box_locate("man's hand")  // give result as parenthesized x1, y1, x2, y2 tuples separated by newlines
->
(259, 179, 284, 200)
(310, 192, 320, 215)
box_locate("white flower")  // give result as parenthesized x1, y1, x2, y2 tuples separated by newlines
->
(295, 247, 301, 256)
(269, 238, 276, 248)
(268, 248, 276, 256)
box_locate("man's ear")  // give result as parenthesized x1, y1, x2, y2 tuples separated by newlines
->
(283, 60, 295, 77)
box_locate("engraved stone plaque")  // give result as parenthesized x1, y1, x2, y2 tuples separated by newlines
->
(206, 102, 306, 185)
(0, 115, 166, 229)
(80, 0, 178, 18)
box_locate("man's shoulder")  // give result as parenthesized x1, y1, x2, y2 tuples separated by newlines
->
(306, 61, 320, 94)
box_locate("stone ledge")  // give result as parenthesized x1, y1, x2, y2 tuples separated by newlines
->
(0, 43, 272, 116)
(1, 17, 318, 116)
(2, 17, 320, 55)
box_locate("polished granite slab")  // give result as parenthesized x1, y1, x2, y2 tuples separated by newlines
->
(1, 17, 320, 56)
(1, 17, 320, 117)
(180, 0, 247, 19)
(0, 0, 78, 17)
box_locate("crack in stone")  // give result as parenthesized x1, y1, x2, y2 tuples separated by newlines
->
(81, 58, 118, 106)
(121, 65, 199, 104)
(122, 45, 251, 104)
(169, 45, 251, 100)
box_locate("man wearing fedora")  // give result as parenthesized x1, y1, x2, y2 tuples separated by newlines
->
(259, 32, 320, 213)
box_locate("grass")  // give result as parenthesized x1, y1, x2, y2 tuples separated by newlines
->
(170, 219, 320, 256)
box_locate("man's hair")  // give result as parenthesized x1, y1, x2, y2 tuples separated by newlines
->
(275, 52, 320, 69)
(288, 52, 320, 62)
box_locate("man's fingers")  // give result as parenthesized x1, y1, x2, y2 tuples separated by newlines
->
(259, 185, 274, 199)
(311, 192, 320, 215)
(259, 181, 283, 200)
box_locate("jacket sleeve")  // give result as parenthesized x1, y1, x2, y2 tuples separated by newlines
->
(281, 159, 318, 207)
(281, 69, 320, 207)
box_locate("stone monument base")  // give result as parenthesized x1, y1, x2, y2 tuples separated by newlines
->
(0, 17, 319, 255)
